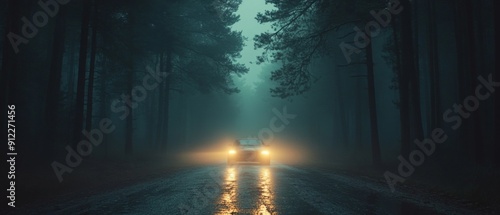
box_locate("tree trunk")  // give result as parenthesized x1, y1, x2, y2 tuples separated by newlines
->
(366, 42, 381, 166)
(73, 0, 92, 146)
(410, 0, 424, 143)
(390, 21, 404, 148)
(183, 95, 190, 147)
(333, 69, 349, 148)
(495, 0, 500, 167)
(99, 66, 108, 158)
(85, 1, 98, 132)
(399, 0, 415, 157)
(161, 50, 173, 151)
(427, 0, 440, 132)
(354, 78, 363, 149)
(124, 7, 139, 156)
(455, 0, 483, 164)
(66, 30, 77, 138)
(464, 0, 483, 164)
(147, 68, 157, 149)
(156, 53, 165, 149)
(454, 0, 469, 160)
(45, 6, 66, 157)
(125, 67, 134, 155)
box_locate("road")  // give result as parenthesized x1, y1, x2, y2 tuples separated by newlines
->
(27, 163, 484, 215)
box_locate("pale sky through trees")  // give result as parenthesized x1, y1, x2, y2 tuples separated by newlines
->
(231, 0, 275, 91)
(230, 0, 276, 134)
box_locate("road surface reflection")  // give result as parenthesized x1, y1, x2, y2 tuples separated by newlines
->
(216, 166, 276, 215)
(256, 167, 274, 215)
(215, 167, 239, 214)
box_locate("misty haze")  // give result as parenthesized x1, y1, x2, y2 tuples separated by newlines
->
(1, 0, 499, 214)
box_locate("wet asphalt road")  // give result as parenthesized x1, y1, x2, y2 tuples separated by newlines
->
(29, 163, 482, 215)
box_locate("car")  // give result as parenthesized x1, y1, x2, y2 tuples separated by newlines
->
(227, 138, 270, 165)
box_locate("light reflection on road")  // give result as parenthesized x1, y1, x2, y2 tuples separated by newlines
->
(256, 167, 274, 215)
(216, 167, 239, 215)
(215, 166, 276, 215)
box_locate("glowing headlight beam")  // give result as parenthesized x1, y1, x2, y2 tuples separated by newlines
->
(229, 150, 236, 154)
(261, 150, 269, 155)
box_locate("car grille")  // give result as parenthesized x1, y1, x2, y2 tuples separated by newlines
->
(241, 151, 258, 160)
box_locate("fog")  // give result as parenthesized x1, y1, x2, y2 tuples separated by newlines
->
(1, 0, 499, 212)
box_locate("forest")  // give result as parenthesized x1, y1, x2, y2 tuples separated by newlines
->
(1, 0, 499, 213)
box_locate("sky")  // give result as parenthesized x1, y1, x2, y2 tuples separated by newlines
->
(229, 0, 276, 134)
(231, 0, 275, 91)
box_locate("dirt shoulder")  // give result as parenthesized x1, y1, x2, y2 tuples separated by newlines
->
(314, 162, 500, 214)
(12, 158, 190, 211)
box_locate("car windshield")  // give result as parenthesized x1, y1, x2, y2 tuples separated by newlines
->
(237, 139, 261, 146)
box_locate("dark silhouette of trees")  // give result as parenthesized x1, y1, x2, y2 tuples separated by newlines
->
(397, 0, 417, 157)
(73, 0, 92, 147)
(427, 0, 440, 132)
(1, 0, 498, 187)
(91, 0, 247, 154)
(85, 0, 99, 133)
(366, 41, 381, 165)
(45, 4, 67, 158)
(495, 0, 500, 167)
(255, 0, 384, 164)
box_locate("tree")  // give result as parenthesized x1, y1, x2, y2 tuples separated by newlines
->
(332, 66, 349, 148)
(73, 0, 92, 146)
(495, 0, 500, 166)
(366, 41, 381, 165)
(45, 5, 67, 157)
(427, 0, 440, 131)
(94, 0, 247, 154)
(85, 0, 99, 132)
(410, 0, 424, 145)
(255, 0, 383, 98)
(256, 0, 384, 164)
(454, 0, 483, 163)
(398, 0, 415, 157)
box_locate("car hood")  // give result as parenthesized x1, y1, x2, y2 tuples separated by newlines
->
(240, 146, 261, 151)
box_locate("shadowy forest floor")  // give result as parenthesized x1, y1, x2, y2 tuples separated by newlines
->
(14, 156, 185, 210)
(317, 162, 500, 214)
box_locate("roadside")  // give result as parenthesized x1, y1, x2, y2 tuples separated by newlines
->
(6, 155, 499, 214)
(314, 162, 500, 214)
(11, 156, 188, 212)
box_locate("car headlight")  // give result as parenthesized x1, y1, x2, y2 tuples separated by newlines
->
(261, 150, 269, 155)
(228, 150, 236, 154)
